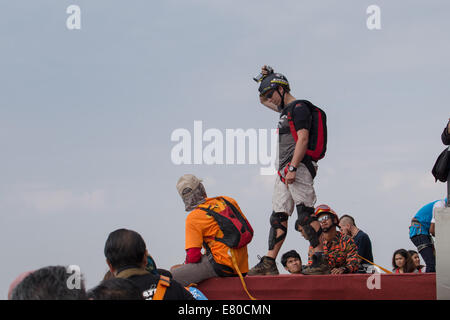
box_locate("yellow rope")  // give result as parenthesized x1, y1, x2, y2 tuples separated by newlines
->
(230, 249, 257, 300)
(357, 254, 392, 274)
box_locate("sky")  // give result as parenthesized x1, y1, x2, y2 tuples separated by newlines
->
(1, 0, 449, 298)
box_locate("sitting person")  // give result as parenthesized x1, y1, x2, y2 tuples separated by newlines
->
(408, 250, 425, 273)
(10, 266, 87, 300)
(281, 250, 303, 274)
(104, 228, 194, 300)
(171, 174, 250, 286)
(302, 204, 359, 275)
(88, 278, 144, 300)
(339, 214, 374, 272)
(392, 249, 416, 274)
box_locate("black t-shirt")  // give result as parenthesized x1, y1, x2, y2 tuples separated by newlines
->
(353, 230, 374, 263)
(127, 273, 195, 300)
(277, 101, 312, 170)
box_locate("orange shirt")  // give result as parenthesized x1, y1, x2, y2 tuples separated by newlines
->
(185, 196, 249, 274)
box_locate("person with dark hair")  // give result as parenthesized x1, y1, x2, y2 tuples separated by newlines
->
(281, 250, 303, 274)
(104, 228, 194, 300)
(339, 214, 374, 272)
(408, 250, 425, 273)
(392, 249, 416, 274)
(171, 174, 250, 286)
(303, 205, 359, 275)
(249, 65, 328, 276)
(441, 118, 450, 145)
(11, 265, 87, 300)
(88, 278, 143, 300)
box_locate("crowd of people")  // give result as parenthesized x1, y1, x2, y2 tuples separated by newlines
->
(7, 68, 449, 300)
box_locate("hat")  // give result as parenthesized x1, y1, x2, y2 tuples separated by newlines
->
(314, 204, 339, 223)
(176, 174, 202, 196)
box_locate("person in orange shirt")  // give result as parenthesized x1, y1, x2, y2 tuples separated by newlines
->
(170, 174, 249, 287)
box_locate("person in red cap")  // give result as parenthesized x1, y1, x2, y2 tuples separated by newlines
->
(302, 204, 359, 275)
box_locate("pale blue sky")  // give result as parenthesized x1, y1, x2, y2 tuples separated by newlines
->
(1, 0, 449, 297)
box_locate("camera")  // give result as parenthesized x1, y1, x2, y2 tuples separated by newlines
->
(253, 65, 274, 82)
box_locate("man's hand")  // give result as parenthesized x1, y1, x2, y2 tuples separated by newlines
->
(330, 267, 346, 274)
(285, 171, 296, 185)
(261, 65, 271, 76)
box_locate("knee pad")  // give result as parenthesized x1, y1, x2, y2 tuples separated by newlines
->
(295, 204, 321, 248)
(268, 211, 288, 250)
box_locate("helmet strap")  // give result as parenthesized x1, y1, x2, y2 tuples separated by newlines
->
(276, 87, 286, 111)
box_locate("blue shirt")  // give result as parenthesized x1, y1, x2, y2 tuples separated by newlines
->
(409, 199, 447, 238)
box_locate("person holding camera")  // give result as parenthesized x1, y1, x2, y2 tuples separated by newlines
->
(248, 66, 328, 276)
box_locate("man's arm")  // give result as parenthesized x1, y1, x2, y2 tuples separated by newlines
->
(285, 129, 309, 184)
(332, 238, 359, 274)
(429, 223, 435, 237)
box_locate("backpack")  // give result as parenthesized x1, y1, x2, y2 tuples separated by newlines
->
(198, 197, 253, 249)
(286, 100, 327, 162)
(432, 146, 450, 182)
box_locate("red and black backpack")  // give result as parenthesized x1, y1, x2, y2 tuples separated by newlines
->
(286, 100, 327, 162)
(198, 197, 253, 249)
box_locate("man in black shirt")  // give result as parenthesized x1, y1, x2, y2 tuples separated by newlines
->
(104, 228, 194, 300)
(339, 215, 374, 272)
(248, 66, 327, 275)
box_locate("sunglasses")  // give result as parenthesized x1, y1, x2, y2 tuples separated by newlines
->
(261, 89, 276, 99)
(318, 215, 331, 223)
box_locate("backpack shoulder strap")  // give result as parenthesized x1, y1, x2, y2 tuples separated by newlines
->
(153, 275, 171, 300)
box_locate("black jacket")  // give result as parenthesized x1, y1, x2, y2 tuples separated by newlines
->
(116, 266, 194, 300)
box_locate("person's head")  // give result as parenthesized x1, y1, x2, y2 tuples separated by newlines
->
(315, 204, 339, 233)
(87, 278, 143, 300)
(392, 249, 415, 272)
(104, 228, 148, 273)
(281, 250, 302, 274)
(11, 266, 87, 300)
(8, 270, 34, 300)
(258, 72, 291, 111)
(408, 250, 423, 270)
(338, 214, 356, 236)
(176, 174, 207, 211)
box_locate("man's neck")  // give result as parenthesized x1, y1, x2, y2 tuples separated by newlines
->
(350, 227, 360, 238)
(284, 93, 296, 105)
(324, 228, 337, 242)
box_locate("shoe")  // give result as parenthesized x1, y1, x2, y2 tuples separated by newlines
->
(301, 253, 330, 275)
(247, 255, 279, 276)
